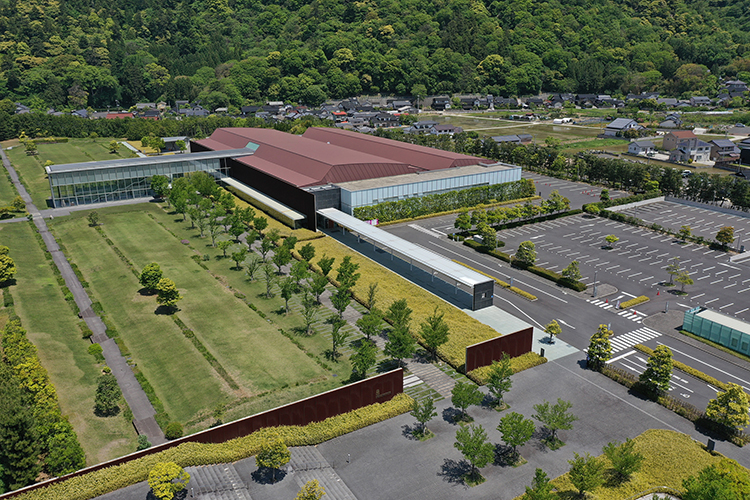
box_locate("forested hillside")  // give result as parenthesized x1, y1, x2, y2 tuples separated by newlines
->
(1, 0, 750, 109)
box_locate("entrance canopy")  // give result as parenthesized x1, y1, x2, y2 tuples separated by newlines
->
(317, 208, 494, 310)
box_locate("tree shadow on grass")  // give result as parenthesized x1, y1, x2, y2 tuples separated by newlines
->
(251, 467, 287, 485)
(437, 458, 472, 485)
(138, 287, 156, 296)
(154, 305, 179, 315)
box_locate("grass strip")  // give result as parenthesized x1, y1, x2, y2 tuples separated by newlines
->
(170, 316, 240, 390)
(15, 393, 413, 500)
(452, 260, 537, 301)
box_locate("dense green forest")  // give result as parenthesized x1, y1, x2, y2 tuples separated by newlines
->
(1, 0, 750, 110)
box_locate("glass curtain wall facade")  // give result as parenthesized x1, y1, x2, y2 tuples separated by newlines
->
(49, 158, 228, 207)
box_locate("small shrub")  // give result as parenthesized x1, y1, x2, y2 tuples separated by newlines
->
(87, 343, 104, 362)
(165, 422, 184, 440)
(468, 352, 547, 384)
(136, 435, 151, 451)
(620, 296, 649, 309)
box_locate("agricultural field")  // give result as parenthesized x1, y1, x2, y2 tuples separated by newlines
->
(429, 114, 604, 143)
(0, 221, 135, 465)
(2, 137, 135, 208)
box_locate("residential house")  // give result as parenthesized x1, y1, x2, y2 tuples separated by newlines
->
(390, 100, 412, 110)
(179, 105, 209, 117)
(105, 111, 134, 119)
(430, 124, 462, 136)
(709, 139, 740, 167)
(431, 96, 451, 111)
(657, 98, 678, 108)
(659, 113, 682, 128)
(603, 118, 641, 137)
(406, 120, 438, 134)
(71, 109, 88, 119)
(739, 138, 750, 164)
(628, 140, 656, 156)
(669, 139, 711, 163)
(331, 110, 348, 122)
(575, 94, 598, 106)
(240, 105, 260, 117)
(494, 97, 517, 108)
(662, 130, 697, 151)
(724, 80, 748, 93)
(626, 92, 659, 102)
(163, 136, 189, 152)
(690, 96, 712, 107)
(371, 113, 400, 128)
(490, 134, 533, 145)
(142, 109, 160, 120)
(135, 103, 156, 110)
(525, 96, 545, 107)
(14, 103, 30, 114)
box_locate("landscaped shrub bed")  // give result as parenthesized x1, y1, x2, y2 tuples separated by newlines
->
(377, 196, 540, 227)
(619, 295, 649, 309)
(598, 363, 750, 447)
(353, 179, 535, 223)
(582, 190, 662, 212)
(467, 352, 547, 384)
(14, 393, 413, 500)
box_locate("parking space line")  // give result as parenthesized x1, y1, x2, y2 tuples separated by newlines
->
(725, 283, 737, 289)
(738, 288, 750, 293)
(737, 308, 749, 314)
(715, 270, 727, 275)
(705, 298, 719, 304)
(639, 276, 654, 282)
(617, 268, 631, 274)
(729, 274, 741, 279)
(710, 279, 723, 284)
(697, 275, 710, 281)
(693, 293, 705, 299)
(629, 272, 642, 278)
(606, 265, 620, 270)
(704, 266, 715, 271)
(719, 303, 734, 309)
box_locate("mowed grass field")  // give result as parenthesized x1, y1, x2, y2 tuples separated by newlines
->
(49, 205, 331, 429)
(0, 167, 19, 207)
(2, 138, 134, 208)
(429, 114, 603, 143)
(0, 221, 134, 465)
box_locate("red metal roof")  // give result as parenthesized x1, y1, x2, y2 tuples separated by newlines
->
(194, 128, 417, 187)
(105, 112, 134, 119)
(669, 130, 697, 138)
(302, 127, 483, 170)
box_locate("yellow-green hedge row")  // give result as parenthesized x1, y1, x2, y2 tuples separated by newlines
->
(633, 343, 740, 396)
(308, 237, 501, 368)
(467, 352, 548, 385)
(15, 393, 413, 500)
(620, 295, 650, 309)
(376, 196, 541, 227)
(452, 260, 538, 301)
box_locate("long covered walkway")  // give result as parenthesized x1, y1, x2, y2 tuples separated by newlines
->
(317, 208, 493, 311)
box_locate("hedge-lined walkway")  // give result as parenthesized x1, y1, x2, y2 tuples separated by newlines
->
(0, 148, 166, 446)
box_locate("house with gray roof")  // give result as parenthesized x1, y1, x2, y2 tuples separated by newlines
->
(628, 140, 656, 156)
(603, 118, 641, 137)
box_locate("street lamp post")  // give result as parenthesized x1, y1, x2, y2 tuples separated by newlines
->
(593, 270, 598, 298)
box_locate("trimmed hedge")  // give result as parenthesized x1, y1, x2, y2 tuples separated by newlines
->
(597, 363, 750, 447)
(462, 240, 587, 292)
(467, 352, 548, 385)
(620, 295, 649, 309)
(377, 196, 540, 227)
(582, 190, 662, 212)
(14, 393, 413, 500)
(452, 260, 537, 301)
(354, 179, 535, 223)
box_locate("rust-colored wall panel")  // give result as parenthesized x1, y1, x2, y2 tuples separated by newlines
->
(1, 370, 403, 499)
(465, 327, 533, 372)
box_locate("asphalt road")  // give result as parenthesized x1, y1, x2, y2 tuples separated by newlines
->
(384, 218, 750, 412)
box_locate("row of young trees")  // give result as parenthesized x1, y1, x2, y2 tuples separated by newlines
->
(587, 324, 750, 435)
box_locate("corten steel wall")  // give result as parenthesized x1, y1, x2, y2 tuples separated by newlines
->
(0, 370, 403, 499)
(465, 327, 533, 372)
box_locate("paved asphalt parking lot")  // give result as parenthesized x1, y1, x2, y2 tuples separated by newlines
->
(617, 199, 750, 246)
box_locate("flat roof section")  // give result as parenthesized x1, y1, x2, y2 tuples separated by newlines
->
(221, 177, 306, 226)
(317, 208, 493, 289)
(45, 148, 255, 174)
(696, 308, 750, 336)
(333, 163, 518, 192)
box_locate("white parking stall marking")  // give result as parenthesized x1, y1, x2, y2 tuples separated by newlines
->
(692, 293, 705, 300)
(737, 308, 749, 315)
(719, 303, 734, 310)
(705, 298, 719, 304)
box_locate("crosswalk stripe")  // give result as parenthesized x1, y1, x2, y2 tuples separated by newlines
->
(609, 327, 662, 354)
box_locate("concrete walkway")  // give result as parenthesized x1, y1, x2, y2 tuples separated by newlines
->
(0, 149, 165, 445)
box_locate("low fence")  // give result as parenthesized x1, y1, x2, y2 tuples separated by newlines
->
(0, 369, 403, 499)
(465, 327, 533, 372)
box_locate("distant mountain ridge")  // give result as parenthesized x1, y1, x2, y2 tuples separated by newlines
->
(0, 0, 748, 109)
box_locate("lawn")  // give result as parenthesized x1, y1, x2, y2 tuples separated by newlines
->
(429, 116, 603, 143)
(2, 137, 134, 209)
(0, 163, 19, 207)
(548, 429, 729, 499)
(49, 204, 337, 430)
(0, 221, 135, 465)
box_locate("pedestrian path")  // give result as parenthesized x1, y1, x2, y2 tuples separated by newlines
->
(0, 148, 165, 445)
(185, 463, 252, 500)
(586, 298, 648, 323)
(609, 326, 662, 354)
(289, 446, 356, 500)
